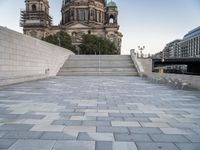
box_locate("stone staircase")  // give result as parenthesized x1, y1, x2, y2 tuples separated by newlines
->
(57, 55, 138, 76)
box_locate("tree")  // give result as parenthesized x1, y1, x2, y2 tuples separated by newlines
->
(79, 34, 118, 55)
(42, 31, 75, 52)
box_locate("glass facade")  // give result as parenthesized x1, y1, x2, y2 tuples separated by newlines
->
(179, 27, 200, 58)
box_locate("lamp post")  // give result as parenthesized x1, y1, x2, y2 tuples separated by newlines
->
(161, 50, 165, 62)
(98, 42, 101, 75)
(138, 46, 145, 58)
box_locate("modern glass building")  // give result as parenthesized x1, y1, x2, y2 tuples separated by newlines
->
(179, 26, 200, 58)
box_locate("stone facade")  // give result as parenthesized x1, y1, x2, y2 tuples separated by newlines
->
(20, 0, 123, 54)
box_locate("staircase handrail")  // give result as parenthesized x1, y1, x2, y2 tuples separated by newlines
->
(130, 49, 145, 77)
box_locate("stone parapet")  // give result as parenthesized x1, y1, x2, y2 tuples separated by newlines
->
(130, 50, 200, 90)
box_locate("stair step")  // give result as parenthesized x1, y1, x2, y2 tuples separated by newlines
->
(57, 72, 138, 76)
(57, 55, 138, 76)
(59, 68, 137, 72)
(69, 55, 132, 61)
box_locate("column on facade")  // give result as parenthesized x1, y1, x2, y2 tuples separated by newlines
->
(197, 36, 200, 56)
(186, 41, 189, 57)
(195, 37, 197, 56)
(74, 8, 77, 21)
(101, 11, 104, 23)
(192, 38, 194, 57)
(85, 9, 88, 21)
(193, 38, 195, 56)
(70, 8, 74, 21)
(76, 9, 79, 21)
(198, 36, 200, 55)
(188, 39, 191, 57)
(63, 13, 66, 24)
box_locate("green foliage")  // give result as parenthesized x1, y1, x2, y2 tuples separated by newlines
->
(79, 34, 118, 55)
(42, 31, 75, 51)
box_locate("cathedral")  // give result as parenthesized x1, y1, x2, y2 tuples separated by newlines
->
(20, 0, 123, 54)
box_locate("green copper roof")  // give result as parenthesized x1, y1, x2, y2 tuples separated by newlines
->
(107, 1, 117, 7)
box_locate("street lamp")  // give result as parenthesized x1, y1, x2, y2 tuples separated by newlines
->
(138, 46, 145, 58)
(161, 50, 165, 62)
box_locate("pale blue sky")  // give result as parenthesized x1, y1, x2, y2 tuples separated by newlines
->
(0, 0, 200, 54)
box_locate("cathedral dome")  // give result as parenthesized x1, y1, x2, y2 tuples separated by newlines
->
(63, 0, 105, 4)
(61, 0, 106, 25)
(107, 1, 117, 7)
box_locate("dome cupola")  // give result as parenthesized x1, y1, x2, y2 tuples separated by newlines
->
(107, 1, 117, 7)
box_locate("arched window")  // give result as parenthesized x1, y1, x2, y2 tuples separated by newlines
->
(109, 15, 114, 24)
(72, 32, 77, 36)
(32, 4, 37, 11)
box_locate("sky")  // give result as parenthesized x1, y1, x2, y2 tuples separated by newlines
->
(0, 0, 200, 54)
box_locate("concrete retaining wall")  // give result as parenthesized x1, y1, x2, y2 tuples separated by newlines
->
(146, 73, 200, 90)
(130, 50, 200, 90)
(0, 26, 74, 86)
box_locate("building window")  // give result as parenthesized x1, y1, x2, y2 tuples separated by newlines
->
(85, 10, 89, 21)
(109, 15, 114, 24)
(91, 9, 94, 17)
(32, 4, 37, 11)
(79, 9, 85, 21)
(72, 32, 77, 36)
(65, 11, 70, 23)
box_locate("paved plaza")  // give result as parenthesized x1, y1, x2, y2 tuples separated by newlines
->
(0, 76, 200, 150)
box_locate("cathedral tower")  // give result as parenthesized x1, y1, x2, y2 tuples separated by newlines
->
(20, 0, 52, 38)
(20, 0, 122, 53)
(105, 1, 122, 54)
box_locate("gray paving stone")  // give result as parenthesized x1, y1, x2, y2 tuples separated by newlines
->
(160, 128, 195, 135)
(111, 121, 141, 127)
(112, 142, 138, 150)
(169, 122, 200, 129)
(136, 142, 179, 150)
(150, 134, 189, 142)
(109, 113, 133, 117)
(114, 133, 152, 142)
(0, 114, 19, 119)
(52, 120, 82, 126)
(0, 139, 16, 149)
(82, 120, 110, 126)
(96, 141, 112, 150)
(2, 131, 43, 139)
(97, 117, 123, 121)
(133, 113, 158, 118)
(97, 126, 129, 133)
(124, 117, 151, 122)
(0, 76, 200, 149)
(52, 141, 95, 150)
(129, 127, 162, 134)
(64, 126, 96, 133)
(140, 122, 170, 128)
(78, 132, 114, 141)
(185, 134, 200, 142)
(40, 132, 77, 140)
(60, 112, 84, 117)
(70, 116, 96, 121)
(8, 140, 55, 150)
(0, 131, 7, 138)
(175, 143, 200, 150)
(0, 124, 33, 131)
(17, 114, 45, 120)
